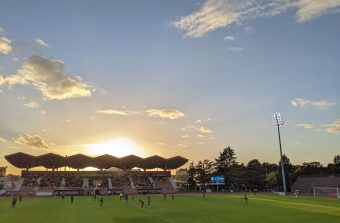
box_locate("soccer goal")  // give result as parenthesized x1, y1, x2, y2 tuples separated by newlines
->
(313, 187, 340, 199)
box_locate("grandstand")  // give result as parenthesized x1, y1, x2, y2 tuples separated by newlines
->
(291, 175, 340, 196)
(3, 152, 188, 196)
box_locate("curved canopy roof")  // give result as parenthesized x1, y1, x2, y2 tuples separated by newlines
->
(5, 152, 188, 170)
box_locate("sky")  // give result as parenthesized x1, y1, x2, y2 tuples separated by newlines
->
(0, 0, 339, 174)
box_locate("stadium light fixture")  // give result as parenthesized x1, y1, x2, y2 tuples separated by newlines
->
(272, 113, 287, 194)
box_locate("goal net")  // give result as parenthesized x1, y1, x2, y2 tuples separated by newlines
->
(313, 187, 340, 199)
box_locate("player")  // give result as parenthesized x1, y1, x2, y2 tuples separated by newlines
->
(202, 189, 206, 199)
(19, 195, 23, 202)
(163, 193, 166, 201)
(119, 192, 123, 201)
(71, 195, 74, 204)
(139, 199, 145, 209)
(100, 196, 103, 207)
(11, 197, 17, 208)
(171, 194, 175, 201)
(147, 195, 151, 207)
(241, 194, 248, 205)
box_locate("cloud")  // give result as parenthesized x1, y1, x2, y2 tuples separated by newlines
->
(0, 27, 13, 54)
(96, 109, 138, 116)
(172, 0, 340, 38)
(296, 120, 340, 134)
(229, 46, 244, 52)
(182, 135, 190, 138)
(291, 98, 336, 109)
(244, 26, 255, 34)
(0, 137, 6, 143)
(35, 38, 50, 47)
(157, 142, 166, 146)
(195, 119, 202, 123)
(0, 37, 12, 54)
(24, 101, 39, 108)
(296, 0, 340, 22)
(296, 123, 316, 129)
(145, 109, 185, 119)
(3, 55, 93, 100)
(14, 133, 49, 149)
(224, 35, 235, 41)
(324, 119, 340, 134)
(196, 126, 212, 133)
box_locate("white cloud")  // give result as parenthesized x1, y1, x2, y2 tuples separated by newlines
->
(178, 143, 188, 147)
(17, 96, 26, 101)
(172, 0, 340, 38)
(196, 126, 212, 133)
(3, 55, 93, 100)
(14, 133, 49, 149)
(182, 135, 190, 138)
(198, 134, 205, 138)
(195, 119, 202, 123)
(229, 46, 244, 52)
(0, 137, 6, 143)
(324, 119, 340, 134)
(24, 101, 39, 108)
(35, 38, 50, 47)
(145, 108, 185, 119)
(244, 26, 255, 34)
(224, 35, 235, 41)
(96, 107, 185, 120)
(157, 142, 166, 146)
(0, 37, 12, 54)
(0, 27, 12, 54)
(291, 98, 335, 109)
(41, 110, 46, 115)
(12, 57, 19, 62)
(296, 123, 316, 129)
(96, 109, 138, 116)
(296, 0, 340, 22)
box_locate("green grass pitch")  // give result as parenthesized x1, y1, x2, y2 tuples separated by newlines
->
(1, 194, 339, 223)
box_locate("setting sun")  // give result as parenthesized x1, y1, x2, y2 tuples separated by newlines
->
(85, 137, 146, 158)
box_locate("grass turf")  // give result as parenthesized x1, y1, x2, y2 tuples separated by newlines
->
(0, 194, 339, 223)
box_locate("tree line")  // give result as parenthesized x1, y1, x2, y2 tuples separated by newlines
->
(185, 146, 340, 192)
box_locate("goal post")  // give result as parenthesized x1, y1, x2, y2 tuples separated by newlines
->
(313, 187, 339, 199)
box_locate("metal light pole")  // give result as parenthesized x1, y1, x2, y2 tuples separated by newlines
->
(272, 113, 287, 194)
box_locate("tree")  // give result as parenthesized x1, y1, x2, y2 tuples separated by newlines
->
(215, 146, 237, 173)
(187, 162, 196, 189)
(215, 146, 238, 187)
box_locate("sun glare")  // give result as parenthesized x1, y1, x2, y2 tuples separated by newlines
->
(86, 137, 146, 158)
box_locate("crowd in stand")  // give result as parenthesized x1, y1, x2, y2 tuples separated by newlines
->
(18, 171, 174, 193)
(132, 174, 153, 189)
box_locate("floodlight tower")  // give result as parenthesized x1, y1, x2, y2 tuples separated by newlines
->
(272, 113, 287, 194)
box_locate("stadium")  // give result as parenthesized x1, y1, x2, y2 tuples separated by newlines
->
(1, 0, 340, 222)
(1, 150, 340, 223)
(1, 152, 188, 196)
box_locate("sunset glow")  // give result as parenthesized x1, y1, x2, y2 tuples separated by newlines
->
(86, 137, 146, 158)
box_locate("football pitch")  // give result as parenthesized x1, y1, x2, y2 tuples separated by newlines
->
(1, 194, 339, 223)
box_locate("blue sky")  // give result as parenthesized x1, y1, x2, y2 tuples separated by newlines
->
(0, 0, 339, 174)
